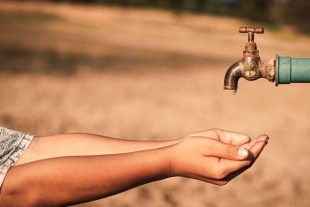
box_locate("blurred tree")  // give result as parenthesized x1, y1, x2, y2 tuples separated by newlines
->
(17, 0, 310, 34)
(285, 0, 310, 33)
(195, 0, 208, 13)
(238, 0, 270, 22)
(169, 0, 184, 14)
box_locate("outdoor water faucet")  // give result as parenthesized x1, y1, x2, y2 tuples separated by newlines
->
(224, 27, 310, 93)
(223, 27, 275, 93)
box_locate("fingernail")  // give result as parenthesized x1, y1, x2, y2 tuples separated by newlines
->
(238, 148, 248, 157)
(263, 135, 269, 141)
(257, 135, 268, 143)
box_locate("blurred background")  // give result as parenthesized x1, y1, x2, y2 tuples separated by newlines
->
(1, 0, 310, 206)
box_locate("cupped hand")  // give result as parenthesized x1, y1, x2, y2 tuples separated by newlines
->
(168, 128, 268, 185)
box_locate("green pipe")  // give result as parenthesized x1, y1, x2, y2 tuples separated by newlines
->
(276, 54, 310, 86)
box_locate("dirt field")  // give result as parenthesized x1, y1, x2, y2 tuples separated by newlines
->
(1, 2, 310, 207)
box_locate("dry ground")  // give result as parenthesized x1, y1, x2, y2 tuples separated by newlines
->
(1, 2, 310, 207)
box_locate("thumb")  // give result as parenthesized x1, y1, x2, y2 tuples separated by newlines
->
(208, 140, 249, 160)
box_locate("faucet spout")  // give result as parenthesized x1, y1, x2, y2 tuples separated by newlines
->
(224, 60, 242, 90)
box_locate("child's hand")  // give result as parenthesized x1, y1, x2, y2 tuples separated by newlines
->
(168, 129, 268, 185)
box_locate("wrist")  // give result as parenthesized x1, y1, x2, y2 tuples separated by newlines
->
(164, 144, 182, 178)
(155, 146, 173, 179)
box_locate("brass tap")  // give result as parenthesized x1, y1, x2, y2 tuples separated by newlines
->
(223, 27, 275, 92)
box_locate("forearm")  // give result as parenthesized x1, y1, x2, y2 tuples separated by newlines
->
(1, 129, 268, 206)
(16, 133, 181, 165)
(1, 147, 170, 207)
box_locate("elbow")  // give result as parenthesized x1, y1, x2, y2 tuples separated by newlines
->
(0, 167, 41, 207)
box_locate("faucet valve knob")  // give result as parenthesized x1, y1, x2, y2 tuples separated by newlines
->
(239, 27, 264, 43)
(239, 27, 264, 34)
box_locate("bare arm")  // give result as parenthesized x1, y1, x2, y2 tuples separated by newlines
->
(0, 129, 268, 207)
(16, 133, 182, 165)
(2, 148, 170, 207)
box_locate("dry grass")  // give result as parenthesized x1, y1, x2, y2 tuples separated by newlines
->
(1, 1, 310, 207)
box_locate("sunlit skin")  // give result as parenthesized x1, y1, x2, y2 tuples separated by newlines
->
(0, 128, 268, 207)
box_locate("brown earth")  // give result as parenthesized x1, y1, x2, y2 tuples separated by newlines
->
(1, 2, 310, 207)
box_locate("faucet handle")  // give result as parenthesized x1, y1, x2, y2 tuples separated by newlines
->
(239, 27, 264, 34)
(239, 27, 264, 43)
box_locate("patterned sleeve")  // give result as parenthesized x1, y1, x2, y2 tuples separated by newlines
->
(0, 126, 34, 187)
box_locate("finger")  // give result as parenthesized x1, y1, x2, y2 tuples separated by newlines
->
(254, 134, 269, 145)
(205, 139, 250, 160)
(247, 135, 269, 159)
(216, 139, 268, 179)
(188, 129, 251, 146)
(217, 129, 251, 146)
(242, 138, 258, 149)
(240, 134, 269, 150)
(220, 140, 269, 182)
